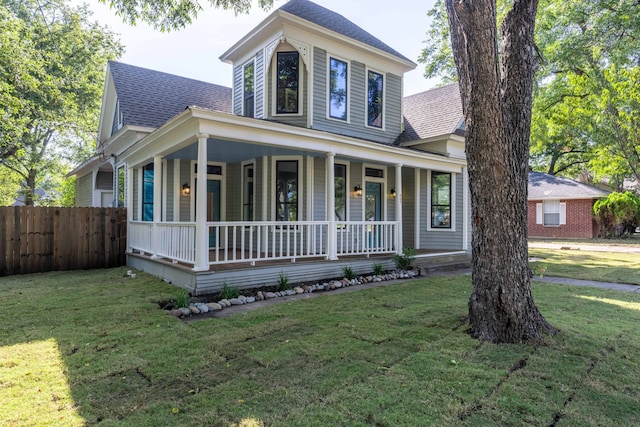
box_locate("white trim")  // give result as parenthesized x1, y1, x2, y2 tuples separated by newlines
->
(190, 160, 227, 222)
(560, 202, 567, 225)
(426, 170, 456, 232)
(161, 158, 168, 222)
(262, 156, 268, 221)
(536, 203, 543, 225)
(462, 167, 470, 250)
(241, 159, 256, 222)
(306, 156, 313, 221)
(326, 53, 351, 123)
(364, 67, 386, 131)
(334, 160, 350, 223)
(137, 166, 143, 221)
(361, 163, 387, 221)
(241, 58, 256, 118)
(271, 155, 304, 221)
(414, 168, 421, 249)
(271, 47, 304, 117)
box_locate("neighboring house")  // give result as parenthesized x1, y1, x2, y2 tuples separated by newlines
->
(70, 0, 470, 294)
(528, 172, 610, 239)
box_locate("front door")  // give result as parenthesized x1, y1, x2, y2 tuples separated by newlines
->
(196, 179, 221, 247)
(365, 182, 382, 248)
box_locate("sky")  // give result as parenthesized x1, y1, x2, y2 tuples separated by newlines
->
(86, 0, 439, 95)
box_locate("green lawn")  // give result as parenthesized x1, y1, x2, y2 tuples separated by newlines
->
(530, 248, 640, 284)
(2, 267, 640, 426)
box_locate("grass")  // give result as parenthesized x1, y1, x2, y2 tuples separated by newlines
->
(530, 248, 640, 284)
(1, 266, 640, 425)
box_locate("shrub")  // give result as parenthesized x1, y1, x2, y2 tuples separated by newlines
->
(594, 191, 640, 237)
(277, 272, 290, 291)
(220, 282, 240, 300)
(342, 265, 356, 280)
(392, 247, 417, 270)
(174, 289, 191, 308)
(372, 263, 384, 276)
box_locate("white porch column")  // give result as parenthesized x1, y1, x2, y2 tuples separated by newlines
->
(126, 166, 134, 253)
(193, 134, 209, 271)
(151, 155, 162, 259)
(326, 152, 337, 260)
(463, 166, 470, 251)
(395, 163, 403, 254)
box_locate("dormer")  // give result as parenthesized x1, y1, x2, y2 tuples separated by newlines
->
(220, 0, 416, 144)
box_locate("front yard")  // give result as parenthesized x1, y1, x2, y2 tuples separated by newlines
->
(1, 258, 640, 425)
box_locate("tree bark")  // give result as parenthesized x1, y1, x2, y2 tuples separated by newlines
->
(445, 0, 556, 342)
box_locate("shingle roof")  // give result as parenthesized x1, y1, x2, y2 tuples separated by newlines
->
(396, 83, 464, 144)
(109, 61, 232, 129)
(279, 0, 413, 64)
(528, 172, 610, 200)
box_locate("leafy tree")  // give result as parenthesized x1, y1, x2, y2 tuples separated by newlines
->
(421, 0, 640, 185)
(103, 0, 273, 31)
(0, 0, 123, 205)
(593, 192, 640, 237)
(445, 0, 556, 342)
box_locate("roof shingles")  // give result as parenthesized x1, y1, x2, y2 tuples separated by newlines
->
(109, 61, 232, 129)
(528, 172, 610, 200)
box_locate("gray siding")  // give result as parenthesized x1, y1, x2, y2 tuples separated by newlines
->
(255, 50, 264, 118)
(255, 158, 265, 221)
(226, 162, 241, 221)
(420, 171, 464, 250)
(311, 48, 402, 144)
(166, 160, 174, 221)
(233, 64, 242, 115)
(96, 171, 113, 190)
(313, 157, 326, 221)
(75, 174, 93, 207)
(386, 167, 395, 221)
(349, 163, 363, 220)
(401, 168, 416, 249)
(179, 160, 191, 222)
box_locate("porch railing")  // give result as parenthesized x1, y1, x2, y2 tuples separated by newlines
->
(128, 220, 399, 267)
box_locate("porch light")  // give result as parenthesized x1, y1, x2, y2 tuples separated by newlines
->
(390, 188, 396, 198)
(354, 185, 362, 197)
(182, 183, 191, 195)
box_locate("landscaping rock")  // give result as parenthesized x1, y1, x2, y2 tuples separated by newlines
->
(245, 296, 256, 303)
(294, 286, 304, 294)
(171, 309, 183, 318)
(265, 292, 277, 299)
(229, 298, 244, 305)
(189, 306, 201, 315)
(180, 307, 191, 317)
(206, 302, 223, 311)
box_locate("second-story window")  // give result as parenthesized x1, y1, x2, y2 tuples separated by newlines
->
(329, 57, 348, 120)
(243, 61, 255, 118)
(276, 51, 299, 114)
(367, 70, 384, 128)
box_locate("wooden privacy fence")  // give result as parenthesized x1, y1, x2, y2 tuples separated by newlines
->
(0, 207, 127, 276)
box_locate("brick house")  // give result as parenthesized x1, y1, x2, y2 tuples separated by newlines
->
(528, 172, 610, 239)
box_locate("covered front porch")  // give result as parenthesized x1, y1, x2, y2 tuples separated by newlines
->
(119, 108, 470, 292)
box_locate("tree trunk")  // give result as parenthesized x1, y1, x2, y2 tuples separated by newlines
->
(445, 0, 556, 342)
(24, 168, 37, 206)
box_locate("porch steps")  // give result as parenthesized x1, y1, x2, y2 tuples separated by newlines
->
(413, 252, 471, 274)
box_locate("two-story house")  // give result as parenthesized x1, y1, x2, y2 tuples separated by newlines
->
(71, 0, 469, 294)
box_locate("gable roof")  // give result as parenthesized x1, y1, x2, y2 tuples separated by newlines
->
(528, 172, 610, 200)
(108, 61, 232, 129)
(396, 83, 464, 143)
(279, 0, 413, 64)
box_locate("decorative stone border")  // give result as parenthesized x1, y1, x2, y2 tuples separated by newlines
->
(167, 269, 418, 318)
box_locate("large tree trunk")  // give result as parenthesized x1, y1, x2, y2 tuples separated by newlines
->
(445, 0, 556, 342)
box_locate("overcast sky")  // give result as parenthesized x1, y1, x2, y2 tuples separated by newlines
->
(87, 0, 439, 95)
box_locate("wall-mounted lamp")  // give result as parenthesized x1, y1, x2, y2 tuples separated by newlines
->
(354, 185, 363, 197)
(182, 183, 191, 196)
(390, 188, 396, 199)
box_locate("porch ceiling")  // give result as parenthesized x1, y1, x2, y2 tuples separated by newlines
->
(165, 138, 324, 163)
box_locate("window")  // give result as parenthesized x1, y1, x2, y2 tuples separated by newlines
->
(365, 167, 384, 179)
(276, 160, 298, 221)
(431, 172, 451, 228)
(335, 164, 347, 221)
(243, 163, 254, 221)
(142, 163, 154, 221)
(543, 200, 560, 226)
(195, 164, 222, 175)
(276, 52, 299, 114)
(329, 57, 348, 120)
(117, 165, 125, 207)
(243, 61, 255, 117)
(367, 70, 384, 128)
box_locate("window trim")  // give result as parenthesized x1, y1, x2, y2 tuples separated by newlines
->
(141, 163, 154, 222)
(537, 200, 566, 227)
(427, 170, 456, 232)
(271, 155, 303, 221)
(241, 59, 256, 118)
(326, 54, 350, 122)
(241, 160, 255, 222)
(273, 50, 303, 116)
(365, 68, 385, 130)
(189, 161, 226, 223)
